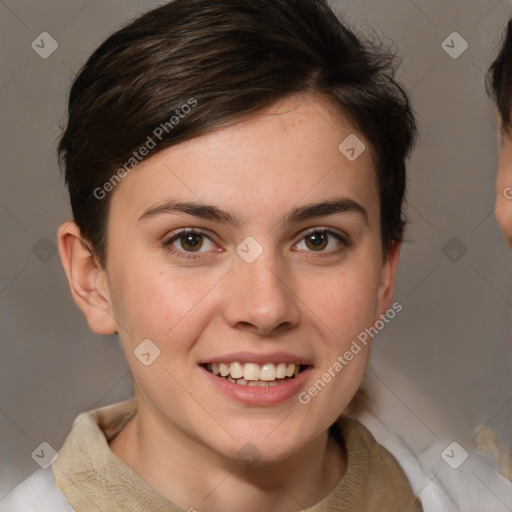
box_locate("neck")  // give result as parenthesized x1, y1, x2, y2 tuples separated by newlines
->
(109, 400, 346, 511)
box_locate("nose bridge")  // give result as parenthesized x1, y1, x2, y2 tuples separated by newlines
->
(223, 242, 300, 334)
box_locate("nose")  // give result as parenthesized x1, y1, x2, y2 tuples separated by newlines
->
(222, 250, 301, 336)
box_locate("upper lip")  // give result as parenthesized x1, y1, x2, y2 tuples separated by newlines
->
(199, 351, 313, 366)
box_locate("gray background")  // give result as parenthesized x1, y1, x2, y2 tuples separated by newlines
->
(0, 0, 511, 505)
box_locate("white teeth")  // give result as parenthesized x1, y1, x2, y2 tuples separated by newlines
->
(233, 377, 280, 387)
(229, 362, 244, 379)
(276, 363, 287, 379)
(207, 361, 302, 382)
(243, 363, 261, 381)
(248, 381, 269, 387)
(219, 363, 230, 377)
(260, 363, 276, 381)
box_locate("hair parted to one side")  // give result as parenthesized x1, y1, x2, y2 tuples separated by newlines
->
(58, 0, 417, 266)
(487, 19, 512, 133)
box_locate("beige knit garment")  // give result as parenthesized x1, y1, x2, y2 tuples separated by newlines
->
(53, 398, 422, 512)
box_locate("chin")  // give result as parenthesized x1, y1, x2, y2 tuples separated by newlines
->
(212, 425, 311, 466)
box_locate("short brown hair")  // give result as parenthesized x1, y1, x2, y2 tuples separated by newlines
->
(58, 0, 417, 265)
(487, 19, 512, 132)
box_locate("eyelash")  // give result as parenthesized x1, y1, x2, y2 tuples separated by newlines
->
(162, 227, 351, 261)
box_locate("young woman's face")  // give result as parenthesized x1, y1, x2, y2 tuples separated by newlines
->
(101, 95, 399, 462)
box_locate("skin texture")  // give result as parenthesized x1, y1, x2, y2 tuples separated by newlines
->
(496, 132, 512, 247)
(58, 94, 400, 511)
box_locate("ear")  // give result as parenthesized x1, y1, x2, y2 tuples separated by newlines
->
(375, 241, 401, 318)
(57, 221, 117, 335)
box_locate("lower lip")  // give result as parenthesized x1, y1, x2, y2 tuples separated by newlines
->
(199, 366, 313, 406)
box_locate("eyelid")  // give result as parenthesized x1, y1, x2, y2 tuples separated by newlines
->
(291, 227, 352, 256)
(161, 227, 220, 260)
(162, 227, 218, 252)
(296, 226, 351, 244)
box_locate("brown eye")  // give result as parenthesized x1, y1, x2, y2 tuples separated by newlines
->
(294, 228, 349, 255)
(163, 229, 217, 258)
(305, 232, 328, 251)
(179, 233, 203, 252)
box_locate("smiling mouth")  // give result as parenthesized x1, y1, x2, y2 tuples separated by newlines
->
(202, 362, 309, 387)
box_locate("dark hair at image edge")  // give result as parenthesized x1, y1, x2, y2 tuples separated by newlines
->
(487, 18, 512, 132)
(58, 0, 417, 266)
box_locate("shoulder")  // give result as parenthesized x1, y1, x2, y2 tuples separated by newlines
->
(0, 468, 74, 512)
(338, 414, 418, 480)
(352, 407, 457, 512)
(332, 415, 424, 511)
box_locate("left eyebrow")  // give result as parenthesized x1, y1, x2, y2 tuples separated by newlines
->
(284, 198, 368, 225)
(138, 197, 368, 226)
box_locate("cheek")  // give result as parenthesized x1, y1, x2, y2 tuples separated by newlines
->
(497, 160, 512, 192)
(314, 260, 381, 335)
(108, 257, 218, 344)
(496, 160, 512, 244)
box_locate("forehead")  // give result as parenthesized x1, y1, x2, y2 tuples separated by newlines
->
(108, 94, 379, 226)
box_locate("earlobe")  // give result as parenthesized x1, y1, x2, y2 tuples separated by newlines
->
(57, 221, 118, 335)
(376, 242, 401, 316)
